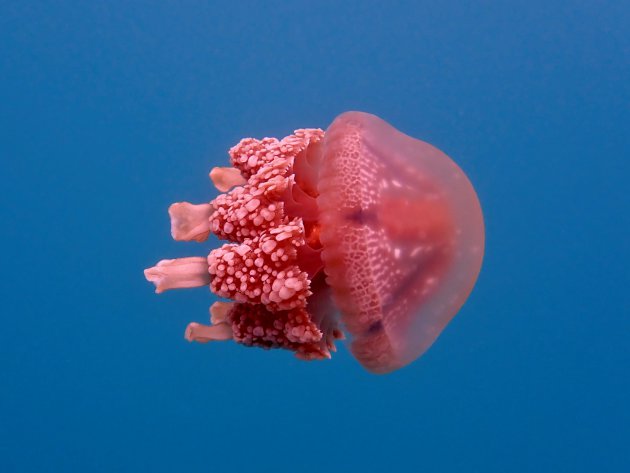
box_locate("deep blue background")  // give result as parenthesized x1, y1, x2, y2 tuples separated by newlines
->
(1, 1, 628, 472)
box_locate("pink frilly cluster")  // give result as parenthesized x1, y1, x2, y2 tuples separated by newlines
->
(145, 128, 344, 360)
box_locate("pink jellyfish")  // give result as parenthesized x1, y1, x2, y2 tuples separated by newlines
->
(144, 111, 484, 373)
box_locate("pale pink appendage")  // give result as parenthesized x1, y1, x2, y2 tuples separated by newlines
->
(144, 128, 344, 360)
(144, 257, 210, 294)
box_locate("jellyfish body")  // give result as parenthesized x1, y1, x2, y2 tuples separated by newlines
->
(144, 111, 484, 373)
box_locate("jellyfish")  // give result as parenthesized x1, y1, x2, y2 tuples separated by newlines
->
(144, 111, 484, 373)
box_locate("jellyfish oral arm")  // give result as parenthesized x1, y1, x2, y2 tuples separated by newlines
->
(145, 128, 343, 360)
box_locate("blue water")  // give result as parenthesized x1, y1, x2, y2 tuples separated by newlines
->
(1, 2, 628, 472)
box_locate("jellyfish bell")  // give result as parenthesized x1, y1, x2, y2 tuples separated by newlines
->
(144, 111, 484, 374)
(317, 112, 484, 372)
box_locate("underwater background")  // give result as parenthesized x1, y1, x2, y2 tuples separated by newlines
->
(1, 1, 628, 472)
